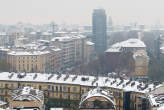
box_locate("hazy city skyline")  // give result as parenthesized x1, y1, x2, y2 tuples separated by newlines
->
(0, 0, 164, 25)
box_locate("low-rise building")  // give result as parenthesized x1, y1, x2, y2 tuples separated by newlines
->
(79, 87, 115, 110)
(131, 50, 149, 77)
(9, 86, 44, 110)
(0, 72, 161, 110)
(148, 85, 164, 110)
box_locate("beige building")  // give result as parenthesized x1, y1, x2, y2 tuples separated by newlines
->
(73, 36, 83, 64)
(148, 84, 164, 110)
(9, 86, 44, 110)
(0, 72, 159, 110)
(84, 41, 95, 63)
(7, 51, 50, 73)
(79, 87, 115, 110)
(51, 37, 75, 69)
(51, 35, 87, 69)
(131, 50, 149, 77)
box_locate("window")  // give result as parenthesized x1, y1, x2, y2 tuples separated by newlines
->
(63, 93, 67, 98)
(63, 86, 67, 92)
(10, 84, 14, 88)
(73, 87, 77, 92)
(52, 86, 54, 91)
(0, 96, 4, 101)
(56, 86, 58, 91)
(60, 86, 62, 92)
(39, 85, 42, 90)
(47, 85, 51, 90)
(73, 94, 77, 99)
(19, 64, 20, 71)
(36, 64, 37, 70)
(0, 89, 3, 94)
(5, 84, 8, 88)
(27, 84, 31, 87)
(27, 64, 29, 72)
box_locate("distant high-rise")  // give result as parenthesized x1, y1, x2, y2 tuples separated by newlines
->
(92, 8, 107, 55)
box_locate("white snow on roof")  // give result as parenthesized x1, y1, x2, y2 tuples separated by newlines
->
(42, 32, 52, 36)
(8, 51, 50, 56)
(0, 101, 6, 106)
(51, 35, 86, 42)
(50, 108, 63, 110)
(80, 87, 115, 107)
(30, 32, 36, 35)
(86, 41, 94, 46)
(0, 32, 6, 36)
(51, 48, 61, 52)
(51, 36, 71, 42)
(106, 39, 146, 52)
(148, 94, 164, 107)
(0, 47, 10, 51)
(11, 86, 44, 103)
(158, 105, 164, 110)
(0, 72, 160, 94)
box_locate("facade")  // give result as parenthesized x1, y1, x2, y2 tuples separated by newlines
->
(0, 72, 160, 110)
(106, 39, 149, 77)
(92, 8, 107, 55)
(9, 86, 44, 110)
(73, 36, 83, 64)
(51, 37, 75, 69)
(84, 41, 95, 63)
(0, 48, 10, 61)
(51, 35, 87, 69)
(0, 33, 9, 47)
(48, 48, 62, 73)
(7, 51, 50, 73)
(130, 50, 149, 77)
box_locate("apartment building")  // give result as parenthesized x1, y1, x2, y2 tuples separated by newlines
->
(0, 72, 160, 110)
(7, 51, 50, 73)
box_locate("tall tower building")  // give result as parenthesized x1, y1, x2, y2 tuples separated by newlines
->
(92, 8, 107, 55)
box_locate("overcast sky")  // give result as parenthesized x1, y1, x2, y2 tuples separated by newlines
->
(0, 0, 164, 25)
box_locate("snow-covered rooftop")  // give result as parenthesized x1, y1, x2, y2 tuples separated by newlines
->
(0, 32, 7, 36)
(11, 86, 44, 103)
(0, 72, 161, 94)
(0, 47, 10, 51)
(148, 94, 164, 107)
(80, 87, 115, 105)
(157, 105, 164, 110)
(8, 51, 50, 56)
(106, 39, 146, 52)
(148, 85, 164, 109)
(86, 41, 94, 46)
(51, 34, 86, 42)
(133, 50, 149, 60)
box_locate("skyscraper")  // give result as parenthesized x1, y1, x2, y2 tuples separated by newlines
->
(92, 8, 107, 55)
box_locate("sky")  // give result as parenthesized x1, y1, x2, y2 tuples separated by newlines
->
(0, 0, 164, 25)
